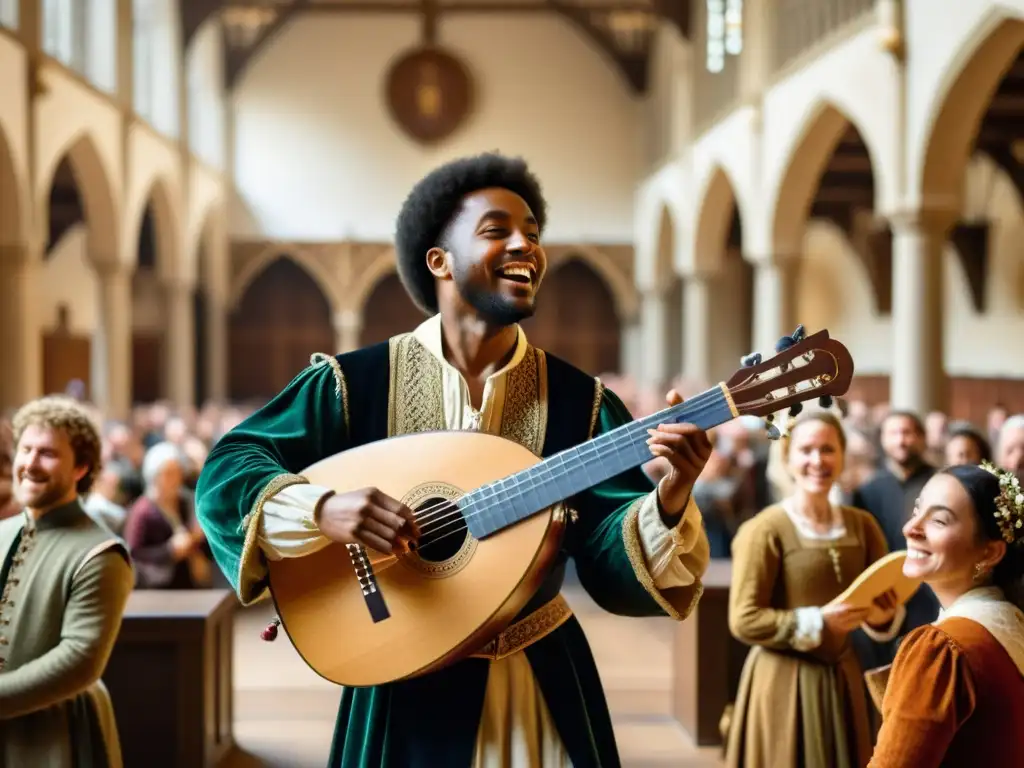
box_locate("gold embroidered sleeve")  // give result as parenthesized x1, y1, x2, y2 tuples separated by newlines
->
(568, 386, 708, 622)
(195, 354, 350, 606)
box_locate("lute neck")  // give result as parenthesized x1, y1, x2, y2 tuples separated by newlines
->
(462, 383, 738, 540)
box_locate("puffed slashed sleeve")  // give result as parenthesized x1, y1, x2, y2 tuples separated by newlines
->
(868, 625, 976, 768)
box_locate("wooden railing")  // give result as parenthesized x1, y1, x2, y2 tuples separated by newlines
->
(772, 0, 877, 74)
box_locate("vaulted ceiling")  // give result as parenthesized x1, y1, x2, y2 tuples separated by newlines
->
(181, 0, 691, 92)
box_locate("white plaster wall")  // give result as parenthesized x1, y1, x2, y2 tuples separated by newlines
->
(758, 27, 900, 254)
(688, 106, 759, 258)
(34, 61, 124, 257)
(633, 159, 687, 289)
(42, 224, 96, 333)
(124, 121, 183, 275)
(795, 157, 1024, 378)
(0, 33, 31, 243)
(231, 14, 644, 243)
(186, 17, 226, 171)
(904, 0, 1024, 207)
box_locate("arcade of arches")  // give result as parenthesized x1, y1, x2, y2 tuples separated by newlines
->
(226, 242, 638, 401)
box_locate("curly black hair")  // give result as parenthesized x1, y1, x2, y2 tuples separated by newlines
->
(394, 152, 548, 314)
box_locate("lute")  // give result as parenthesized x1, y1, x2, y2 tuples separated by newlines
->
(266, 327, 855, 687)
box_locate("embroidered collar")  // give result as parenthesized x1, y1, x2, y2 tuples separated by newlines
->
(939, 586, 1024, 675)
(412, 313, 529, 381)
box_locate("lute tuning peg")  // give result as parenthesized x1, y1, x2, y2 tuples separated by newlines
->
(740, 351, 762, 368)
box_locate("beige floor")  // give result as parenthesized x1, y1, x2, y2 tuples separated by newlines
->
(228, 585, 724, 767)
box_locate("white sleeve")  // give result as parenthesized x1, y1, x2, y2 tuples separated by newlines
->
(257, 483, 333, 560)
(790, 606, 824, 651)
(637, 494, 706, 589)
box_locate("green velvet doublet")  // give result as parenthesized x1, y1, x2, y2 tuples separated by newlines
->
(195, 333, 703, 768)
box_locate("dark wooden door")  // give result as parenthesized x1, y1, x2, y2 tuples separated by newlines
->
(43, 333, 91, 397)
(229, 258, 335, 402)
(132, 334, 163, 403)
(359, 273, 425, 347)
(520, 259, 620, 376)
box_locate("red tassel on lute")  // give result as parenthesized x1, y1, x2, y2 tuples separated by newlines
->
(261, 617, 281, 642)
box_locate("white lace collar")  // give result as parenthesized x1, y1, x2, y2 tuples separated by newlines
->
(781, 497, 847, 541)
(938, 586, 1024, 675)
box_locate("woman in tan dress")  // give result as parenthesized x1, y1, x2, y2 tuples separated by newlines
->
(869, 463, 1024, 766)
(725, 411, 903, 768)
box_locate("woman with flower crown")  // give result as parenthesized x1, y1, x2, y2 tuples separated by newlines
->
(869, 463, 1024, 766)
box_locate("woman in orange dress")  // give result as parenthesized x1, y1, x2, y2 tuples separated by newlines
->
(870, 463, 1024, 766)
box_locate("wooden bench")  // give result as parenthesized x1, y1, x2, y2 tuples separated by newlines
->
(103, 589, 238, 768)
(672, 559, 750, 746)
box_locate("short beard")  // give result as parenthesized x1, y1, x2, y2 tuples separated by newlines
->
(452, 264, 535, 327)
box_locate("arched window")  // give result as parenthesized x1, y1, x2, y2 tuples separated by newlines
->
(0, 0, 18, 29)
(41, 0, 116, 92)
(133, 0, 181, 138)
(186, 18, 227, 169)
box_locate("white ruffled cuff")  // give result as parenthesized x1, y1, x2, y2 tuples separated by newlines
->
(637, 493, 703, 589)
(790, 606, 824, 651)
(861, 604, 906, 643)
(257, 483, 334, 559)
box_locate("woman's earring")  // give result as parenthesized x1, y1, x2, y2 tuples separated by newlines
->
(973, 563, 986, 582)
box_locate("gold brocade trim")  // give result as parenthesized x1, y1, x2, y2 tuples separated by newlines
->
(388, 334, 445, 436)
(310, 352, 350, 438)
(238, 473, 309, 606)
(469, 594, 573, 660)
(620, 496, 702, 622)
(499, 347, 547, 456)
(588, 378, 605, 439)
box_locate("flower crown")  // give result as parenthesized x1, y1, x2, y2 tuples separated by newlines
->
(981, 461, 1024, 547)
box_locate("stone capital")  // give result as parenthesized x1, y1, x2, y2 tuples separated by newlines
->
(886, 207, 958, 237)
(333, 309, 362, 330)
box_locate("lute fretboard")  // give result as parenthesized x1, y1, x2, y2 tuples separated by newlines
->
(461, 383, 736, 539)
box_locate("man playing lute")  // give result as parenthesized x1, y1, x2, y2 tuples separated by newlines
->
(195, 152, 713, 767)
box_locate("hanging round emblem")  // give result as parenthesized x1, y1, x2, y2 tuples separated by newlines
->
(384, 46, 474, 144)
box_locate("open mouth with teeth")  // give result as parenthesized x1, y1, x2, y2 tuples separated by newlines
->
(496, 264, 536, 285)
(906, 548, 931, 561)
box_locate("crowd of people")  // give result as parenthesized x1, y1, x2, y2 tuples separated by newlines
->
(2, 373, 1020, 593)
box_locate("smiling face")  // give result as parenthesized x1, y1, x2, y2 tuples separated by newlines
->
(428, 187, 548, 327)
(12, 424, 87, 513)
(902, 473, 1005, 600)
(786, 418, 845, 497)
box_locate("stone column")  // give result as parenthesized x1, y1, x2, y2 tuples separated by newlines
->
(205, 297, 229, 403)
(751, 258, 797, 357)
(619, 317, 644, 381)
(889, 210, 951, 413)
(640, 289, 668, 390)
(92, 263, 133, 419)
(334, 310, 362, 354)
(0, 242, 43, 410)
(164, 280, 195, 407)
(682, 273, 712, 386)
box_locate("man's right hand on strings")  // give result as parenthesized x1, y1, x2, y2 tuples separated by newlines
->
(315, 487, 420, 554)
